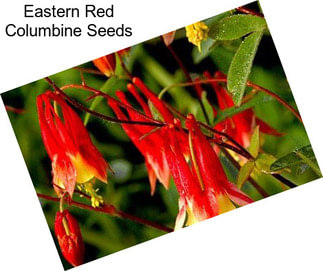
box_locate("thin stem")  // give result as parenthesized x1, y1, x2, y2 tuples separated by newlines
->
(246, 81, 302, 123)
(166, 44, 192, 82)
(272, 174, 297, 188)
(73, 67, 105, 76)
(159, 78, 302, 123)
(37, 193, 173, 233)
(60, 83, 161, 125)
(45, 78, 255, 158)
(158, 79, 227, 98)
(44, 77, 163, 127)
(59, 195, 64, 213)
(202, 124, 253, 160)
(5, 105, 26, 114)
(165, 43, 210, 125)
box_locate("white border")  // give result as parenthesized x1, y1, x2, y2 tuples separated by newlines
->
(1, 0, 323, 270)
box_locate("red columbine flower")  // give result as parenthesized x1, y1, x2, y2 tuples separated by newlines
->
(54, 210, 85, 267)
(93, 48, 131, 77)
(204, 71, 283, 148)
(107, 88, 169, 194)
(37, 91, 109, 197)
(163, 115, 253, 229)
(108, 77, 188, 194)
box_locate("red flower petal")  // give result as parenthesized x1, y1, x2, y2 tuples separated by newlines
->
(37, 92, 109, 196)
(93, 54, 116, 77)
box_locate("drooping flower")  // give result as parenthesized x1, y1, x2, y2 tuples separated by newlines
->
(93, 48, 131, 77)
(163, 115, 253, 229)
(204, 71, 283, 148)
(185, 22, 209, 51)
(107, 77, 189, 194)
(37, 91, 109, 197)
(54, 210, 85, 267)
(107, 88, 169, 194)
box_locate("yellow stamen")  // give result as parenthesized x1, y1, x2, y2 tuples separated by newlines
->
(185, 22, 209, 52)
(82, 182, 104, 208)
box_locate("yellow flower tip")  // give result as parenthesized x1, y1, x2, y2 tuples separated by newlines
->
(82, 182, 104, 208)
(185, 206, 199, 226)
(185, 22, 209, 51)
(91, 195, 104, 208)
(217, 193, 236, 214)
(70, 153, 97, 184)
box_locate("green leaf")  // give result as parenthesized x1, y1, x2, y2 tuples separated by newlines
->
(204, 10, 232, 29)
(214, 93, 274, 124)
(295, 150, 322, 177)
(249, 126, 259, 158)
(270, 145, 321, 176)
(192, 38, 219, 64)
(237, 161, 255, 189)
(115, 52, 124, 77)
(83, 76, 117, 126)
(255, 153, 277, 174)
(209, 14, 267, 41)
(227, 30, 263, 106)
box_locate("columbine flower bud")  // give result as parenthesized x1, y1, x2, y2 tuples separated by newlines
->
(54, 210, 85, 267)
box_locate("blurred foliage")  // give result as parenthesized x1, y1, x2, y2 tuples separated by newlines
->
(1, 2, 321, 269)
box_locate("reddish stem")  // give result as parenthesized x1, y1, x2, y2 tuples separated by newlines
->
(209, 138, 253, 159)
(236, 6, 264, 18)
(166, 44, 192, 81)
(73, 67, 105, 76)
(60, 83, 161, 124)
(165, 42, 210, 125)
(162, 77, 302, 123)
(44, 77, 163, 127)
(37, 193, 173, 233)
(5, 105, 26, 114)
(246, 81, 302, 123)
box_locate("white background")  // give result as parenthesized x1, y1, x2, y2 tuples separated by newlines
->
(1, 0, 323, 270)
